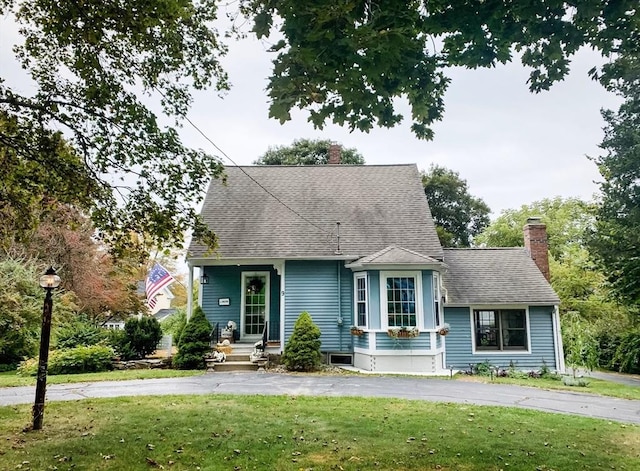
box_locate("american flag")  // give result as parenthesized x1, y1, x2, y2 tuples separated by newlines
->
(145, 263, 175, 308)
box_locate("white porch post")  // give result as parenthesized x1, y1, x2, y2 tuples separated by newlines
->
(275, 261, 285, 354)
(187, 264, 194, 321)
(552, 305, 565, 373)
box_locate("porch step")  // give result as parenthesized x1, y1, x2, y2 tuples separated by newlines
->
(206, 341, 273, 372)
(207, 360, 263, 372)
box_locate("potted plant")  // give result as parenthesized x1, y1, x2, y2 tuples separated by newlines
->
(438, 323, 451, 336)
(350, 326, 364, 336)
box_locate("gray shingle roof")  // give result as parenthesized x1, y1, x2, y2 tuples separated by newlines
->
(442, 248, 560, 305)
(346, 245, 443, 268)
(188, 165, 443, 260)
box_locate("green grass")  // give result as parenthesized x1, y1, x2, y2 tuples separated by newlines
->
(0, 395, 638, 470)
(457, 374, 640, 400)
(0, 369, 204, 388)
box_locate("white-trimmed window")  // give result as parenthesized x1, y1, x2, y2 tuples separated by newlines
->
(433, 272, 442, 327)
(354, 273, 368, 328)
(382, 272, 421, 328)
(474, 309, 528, 351)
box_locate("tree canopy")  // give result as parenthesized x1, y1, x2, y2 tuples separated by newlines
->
(475, 197, 595, 260)
(1, 0, 227, 257)
(589, 79, 640, 306)
(254, 139, 365, 165)
(421, 165, 490, 247)
(2, 1, 639, 254)
(242, 0, 640, 139)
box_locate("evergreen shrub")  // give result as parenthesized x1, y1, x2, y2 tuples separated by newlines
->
(55, 318, 106, 349)
(120, 316, 163, 360)
(282, 311, 322, 372)
(173, 307, 212, 369)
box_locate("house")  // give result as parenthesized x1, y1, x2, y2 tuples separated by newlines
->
(186, 163, 563, 374)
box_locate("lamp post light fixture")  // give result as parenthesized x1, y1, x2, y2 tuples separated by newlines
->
(32, 266, 61, 430)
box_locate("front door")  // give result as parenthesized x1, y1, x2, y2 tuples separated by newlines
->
(241, 272, 269, 340)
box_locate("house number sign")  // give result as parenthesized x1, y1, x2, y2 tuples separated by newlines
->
(218, 298, 230, 306)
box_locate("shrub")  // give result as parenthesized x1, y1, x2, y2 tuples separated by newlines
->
(173, 307, 212, 369)
(282, 311, 322, 372)
(18, 344, 115, 376)
(612, 330, 640, 374)
(55, 319, 105, 349)
(161, 308, 186, 344)
(121, 316, 163, 360)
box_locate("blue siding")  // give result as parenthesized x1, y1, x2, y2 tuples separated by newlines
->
(444, 306, 558, 370)
(376, 333, 431, 350)
(285, 260, 352, 352)
(352, 332, 370, 349)
(201, 265, 281, 341)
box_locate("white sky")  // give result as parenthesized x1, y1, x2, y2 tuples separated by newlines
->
(182, 35, 621, 217)
(1, 16, 621, 218)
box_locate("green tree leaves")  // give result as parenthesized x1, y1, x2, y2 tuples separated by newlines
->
(421, 165, 490, 247)
(254, 139, 365, 165)
(241, 0, 640, 139)
(1, 0, 228, 256)
(589, 84, 640, 306)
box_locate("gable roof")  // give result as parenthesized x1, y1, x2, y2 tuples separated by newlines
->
(442, 248, 560, 305)
(188, 165, 443, 261)
(346, 245, 444, 269)
(154, 308, 177, 322)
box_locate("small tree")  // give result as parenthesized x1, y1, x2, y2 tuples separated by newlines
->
(120, 316, 163, 360)
(283, 311, 322, 372)
(562, 311, 599, 377)
(173, 307, 212, 370)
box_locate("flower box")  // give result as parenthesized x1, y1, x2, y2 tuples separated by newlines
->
(350, 327, 364, 336)
(387, 327, 419, 339)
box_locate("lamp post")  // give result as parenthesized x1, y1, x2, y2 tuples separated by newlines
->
(32, 267, 61, 430)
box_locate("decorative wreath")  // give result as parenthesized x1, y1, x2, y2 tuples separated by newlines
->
(248, 277, 264, 294)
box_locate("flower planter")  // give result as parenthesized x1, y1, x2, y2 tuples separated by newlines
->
(350, 328, 364, 336)
(437, 323, 451, 336)
(387, 328, 419, 339)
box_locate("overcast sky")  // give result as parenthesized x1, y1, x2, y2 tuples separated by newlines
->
(1, 17, 621, 218)
(181, 35, 621, 217)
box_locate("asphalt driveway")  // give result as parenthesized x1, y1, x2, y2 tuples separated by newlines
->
(1, 372, 639, 424)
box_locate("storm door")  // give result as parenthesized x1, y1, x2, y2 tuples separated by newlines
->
(241, 272, 269, 340)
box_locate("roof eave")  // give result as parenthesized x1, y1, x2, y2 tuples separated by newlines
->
(345, 262, 446, 271)
(445, 300, 560, 307)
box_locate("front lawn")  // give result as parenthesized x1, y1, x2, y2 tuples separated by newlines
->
(0, 395, 638, 470)
(0, 369, 204, 388)
(457, 374, 640, 400)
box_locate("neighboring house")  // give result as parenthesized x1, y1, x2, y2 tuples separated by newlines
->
(154, 308, 177, 323)
(136, 280, 175, 315)
(186, 164, 563, 374)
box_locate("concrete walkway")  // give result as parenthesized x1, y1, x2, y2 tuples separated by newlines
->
(1, 372, 639, 424)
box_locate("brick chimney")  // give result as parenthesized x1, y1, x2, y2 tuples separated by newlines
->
(328, 143, 341, 164)
(524, 217, 550, 281)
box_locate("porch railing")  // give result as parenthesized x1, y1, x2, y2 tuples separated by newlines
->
(259, 321, 268, 351)
(210, 322, 220, 347)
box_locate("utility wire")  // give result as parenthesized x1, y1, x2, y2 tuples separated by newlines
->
(177, 107, 334, 237)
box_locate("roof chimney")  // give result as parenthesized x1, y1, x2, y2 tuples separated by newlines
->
(524, 217, 550, 281)
(328, 143, 341, 164)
